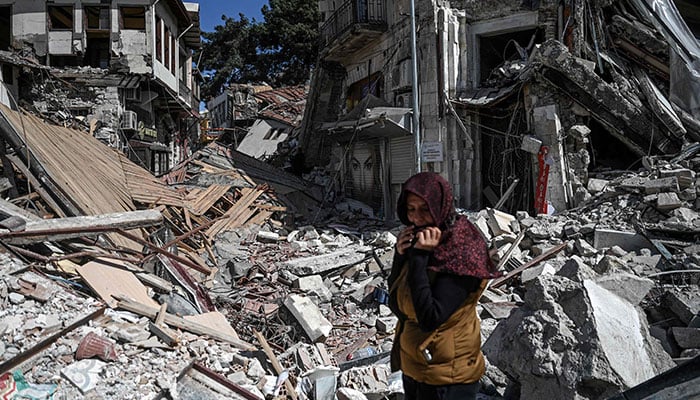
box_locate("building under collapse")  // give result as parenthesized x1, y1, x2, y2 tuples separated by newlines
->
(0, 0, 201, 175)
(302, 0, 700, 220)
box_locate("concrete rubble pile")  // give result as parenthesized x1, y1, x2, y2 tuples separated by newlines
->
(1, 140, 700, 398)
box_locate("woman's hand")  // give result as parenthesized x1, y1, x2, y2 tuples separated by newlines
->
(413, 227, 441, 251)
(396, 226, 415, 255)
(396, 226, 442, 255)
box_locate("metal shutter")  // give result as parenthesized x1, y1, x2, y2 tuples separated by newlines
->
(390, 136, 415, 184)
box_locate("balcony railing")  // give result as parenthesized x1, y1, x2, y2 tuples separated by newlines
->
(320, 0, 387, 48)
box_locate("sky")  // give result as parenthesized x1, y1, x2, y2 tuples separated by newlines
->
(196, 0, 269, 33)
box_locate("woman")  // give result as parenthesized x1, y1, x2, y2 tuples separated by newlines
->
(388, 172, 500, 400)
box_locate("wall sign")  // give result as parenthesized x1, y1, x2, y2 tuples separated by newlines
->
(421, 141, 444, 162)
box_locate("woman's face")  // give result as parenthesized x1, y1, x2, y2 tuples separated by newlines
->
(405, 193, 435, 227)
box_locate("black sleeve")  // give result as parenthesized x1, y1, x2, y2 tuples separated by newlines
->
(407, 249, 482, 332)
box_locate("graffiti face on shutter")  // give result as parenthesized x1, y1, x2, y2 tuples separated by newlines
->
(349, 143, 381, 209)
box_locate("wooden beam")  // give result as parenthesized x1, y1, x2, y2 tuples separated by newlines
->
(5, 153, 69, 217)
(115, 295, 255, 350)
(0, 209, 163, 245)
(254, 330, 298, 400)
(490, 243, 567, 288)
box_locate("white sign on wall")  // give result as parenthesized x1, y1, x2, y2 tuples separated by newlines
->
(421, 141, 444, 162)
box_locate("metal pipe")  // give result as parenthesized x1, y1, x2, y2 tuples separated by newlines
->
(410, 0, 421, 172)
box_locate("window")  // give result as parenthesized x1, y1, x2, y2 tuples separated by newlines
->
(164, 28, 170, 69)
(170, 33, 176, 74)
(121, 7, 145, 30)
(48, 5, 73, 31)
(155, 18, 162, 62)
(86, 6, 109, 30)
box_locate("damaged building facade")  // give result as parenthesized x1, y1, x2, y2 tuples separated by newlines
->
(0, 0, 201, 175)
(206, 84, 309, 165)
(301, 0, 700, 219)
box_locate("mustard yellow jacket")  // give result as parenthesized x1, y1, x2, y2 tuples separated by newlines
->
(390, 267, 487, 385)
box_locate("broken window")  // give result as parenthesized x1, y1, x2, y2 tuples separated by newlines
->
(346, 72, 383, 111)
(49, 55, 80, 67)
(48, 5, 74, 31)
(2, 64, 12, 84)
(85, 6, 110, 30)
(156, 18, 163, 63)
(120, 6, 145, 30)
(0, 7, 10, 51)
(478, 28, 543, 85)
(85, 36, 110, 68)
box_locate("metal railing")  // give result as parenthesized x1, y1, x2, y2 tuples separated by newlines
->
(320, 0, 387, 47)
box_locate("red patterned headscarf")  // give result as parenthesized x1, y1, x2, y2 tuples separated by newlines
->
(397, 172, 500, 279)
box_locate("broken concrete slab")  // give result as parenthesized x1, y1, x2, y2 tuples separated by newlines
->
(284, 294, 333, 342)
(484, 274, 675, 399)
(594, 273, 655, 306)
(670, 327, 700, 349)
(281, 246, 371, 276)
(594, 228, 653, 252)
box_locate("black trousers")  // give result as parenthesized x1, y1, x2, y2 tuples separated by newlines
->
(403, 374, 480, 400)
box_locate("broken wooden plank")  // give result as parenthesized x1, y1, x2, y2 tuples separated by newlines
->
(149, 303, 179, 346)
(187, 184, 232, 215)
(0, 209, 163, 245)
(184, 311, 240, 340)
(116, 229, 212, 274)
(76, 259, 159, 308)
(115, 295, 255, 350)
(206, 188, 264, 237)
(0, 197, 41, 222)
(490, 243, 567, 288)
(4, 153, 70, 217)
(254, 330, 298, 400)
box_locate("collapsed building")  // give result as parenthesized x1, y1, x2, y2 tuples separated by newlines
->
(0, 0, 699, 399)
(0, 0, 202, 175)
(205, 84, 310, 169)
(302, 0, 700, 221)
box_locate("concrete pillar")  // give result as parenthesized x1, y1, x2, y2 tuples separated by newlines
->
(532, 104, 570, 213)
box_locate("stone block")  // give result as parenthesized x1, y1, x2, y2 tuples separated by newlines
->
(474, 214, 492, 241)
(481, 302, 519, 320)
(670, 327, 700, 349)
(594, 273, 654, 305)
(664, 291, 700, 325)
(284, 294, 333, 342)
(574, 238, 598, 256)
(256, 231, 279, 243)
(487, 208, 515, 237)
(644, 177, 679, 194)
(293, 275, 332, 303)
(376, 316, 398, 334)
(593, 228, 652, 252)
(521, 262, 557, 283)
(657, 192, 682, 211)
(587, 178, 610, 193)
(659, 168, 695, 189)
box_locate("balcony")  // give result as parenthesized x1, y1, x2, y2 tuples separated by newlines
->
(320, 0, 388, 62)
(179, 80, 193, 107)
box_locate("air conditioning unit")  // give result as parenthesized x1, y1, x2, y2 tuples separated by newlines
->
(395, 93, 411, 108)
(121, 110, 138, 131)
